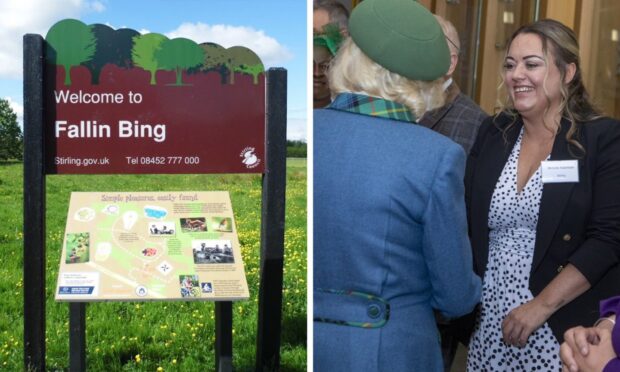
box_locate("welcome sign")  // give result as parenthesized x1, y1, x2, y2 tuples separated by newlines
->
(44, 19, 266, 174)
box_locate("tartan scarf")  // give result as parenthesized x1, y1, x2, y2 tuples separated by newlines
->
(327, 93, 416, 123)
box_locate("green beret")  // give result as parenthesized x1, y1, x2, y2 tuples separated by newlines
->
(349, 0, 450, 81)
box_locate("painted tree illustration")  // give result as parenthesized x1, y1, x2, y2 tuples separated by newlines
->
(155, 38, 205, 86)
(82, 24, 139, 84)
(132, 33, 168, 85)
(228, 46, 264, 85)
(200, 42, 230, 84)
(45, 19, 96, 86)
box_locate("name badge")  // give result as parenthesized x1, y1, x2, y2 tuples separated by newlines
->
(541, 160, 579, 183)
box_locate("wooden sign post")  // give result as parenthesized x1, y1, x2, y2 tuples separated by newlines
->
(23, 18, 287, 371)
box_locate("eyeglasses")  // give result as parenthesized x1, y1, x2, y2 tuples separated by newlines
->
(445, 36, 460, 54)
(313, 60, 330, 74)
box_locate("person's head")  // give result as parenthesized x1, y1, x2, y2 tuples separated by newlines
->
(313, 0, 349, 34)
(313, 1, 349, 108)
(328, 0, 450, 119)
(499, 19, 599, 149)
(314, 42, 335, 108)
(434, 15, 460, 78)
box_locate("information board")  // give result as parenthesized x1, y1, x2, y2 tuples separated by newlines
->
(55, 191, 249, 301)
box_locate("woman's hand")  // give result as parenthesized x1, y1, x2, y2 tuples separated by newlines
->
(561, 326, 602, 372)
(561, 327, 616, 372)
(501, 265, 591, 348)
(502, 298, 554, 347)
(561, 316, 616, 372)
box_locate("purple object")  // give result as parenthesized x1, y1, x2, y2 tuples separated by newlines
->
(601, 296, 620, 372)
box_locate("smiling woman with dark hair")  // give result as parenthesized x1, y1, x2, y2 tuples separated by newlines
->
(465, 19, 620, 371)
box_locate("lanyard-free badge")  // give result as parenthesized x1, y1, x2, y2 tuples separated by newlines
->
(541, 160, 579, 183)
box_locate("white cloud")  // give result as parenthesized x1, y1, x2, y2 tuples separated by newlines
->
(0, 0, 100, 79)
(287, 117, 307, 141)
(89, 1, 105, 13)
(165, 22, 293, 67)
(4, 96, 24, 129)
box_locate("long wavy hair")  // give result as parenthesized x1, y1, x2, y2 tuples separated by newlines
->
(496, 19, 600, 154)
(328, 38, 446, 120)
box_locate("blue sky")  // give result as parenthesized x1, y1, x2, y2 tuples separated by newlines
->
(0, 0, 308, 140)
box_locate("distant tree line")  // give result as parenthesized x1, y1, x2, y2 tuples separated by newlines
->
(287, 140, 306, 158)
(0, 98, 22, 161)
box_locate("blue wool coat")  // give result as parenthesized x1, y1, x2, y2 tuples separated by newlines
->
(313, 108, 481, 371)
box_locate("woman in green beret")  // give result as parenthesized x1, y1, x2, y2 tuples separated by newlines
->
(313, 0, 481, 371)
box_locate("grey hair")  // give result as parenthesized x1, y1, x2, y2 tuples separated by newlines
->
(314, 0, 350, 31)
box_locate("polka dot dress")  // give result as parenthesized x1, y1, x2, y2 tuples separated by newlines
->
(467, 128, 560, 371)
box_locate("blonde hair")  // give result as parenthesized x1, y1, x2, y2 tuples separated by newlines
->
(434, 15, 460, 56)
(328, 38, 446, 119)
(496, 19, 600, 154)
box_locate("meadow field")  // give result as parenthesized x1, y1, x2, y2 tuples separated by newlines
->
(0, 159, 307, 371)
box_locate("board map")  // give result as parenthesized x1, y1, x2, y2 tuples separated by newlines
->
(55, 191, 249, 301)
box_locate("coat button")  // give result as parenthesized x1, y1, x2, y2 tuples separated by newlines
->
(557, 265, 564, 273)
(367, 304, 381, 319)
(563, 234, 571, 241)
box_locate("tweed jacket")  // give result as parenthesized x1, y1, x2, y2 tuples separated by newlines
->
(466, 112, 620, 341)
(314, 103, 481, 371)
(419, 82, 489, 155)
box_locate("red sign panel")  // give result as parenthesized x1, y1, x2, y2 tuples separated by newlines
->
(44, 20, 265, 174)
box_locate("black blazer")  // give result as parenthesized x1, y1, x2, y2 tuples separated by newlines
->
(465, 112, 620, 341)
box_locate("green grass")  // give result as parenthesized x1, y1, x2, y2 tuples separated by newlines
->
(0, 159, 306, 371)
